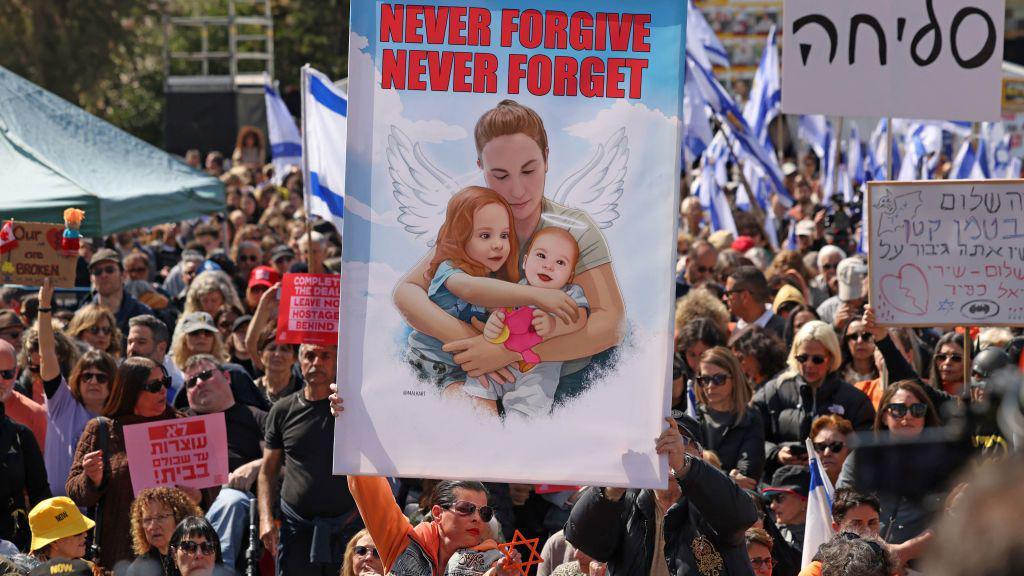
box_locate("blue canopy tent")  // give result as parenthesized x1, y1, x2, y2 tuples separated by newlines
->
(0, 66, 223, 237)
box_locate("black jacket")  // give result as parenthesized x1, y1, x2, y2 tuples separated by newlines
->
(565, 457, 757, 576)
(696, 407, 766, 480)
(0, 406, 51, 550)
(753, 371, 875, 474)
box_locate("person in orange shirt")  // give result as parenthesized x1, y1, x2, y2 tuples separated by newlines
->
(0, 340, 46, 448)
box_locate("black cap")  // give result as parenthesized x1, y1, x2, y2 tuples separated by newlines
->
(88, 248, 122, 269)
(671, 410, 705, 445)
(231, 314, 253, 333)
(762, 465, 810, 498)
(270, 245, 295, 262)
(972, 347, 1012, 385)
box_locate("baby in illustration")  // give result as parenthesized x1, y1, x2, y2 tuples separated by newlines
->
(405, 186, 588, 419)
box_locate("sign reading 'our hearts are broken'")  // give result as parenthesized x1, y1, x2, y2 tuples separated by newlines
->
(0, 220, 78, 288)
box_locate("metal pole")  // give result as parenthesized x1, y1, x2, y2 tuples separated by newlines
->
(885, 117, 894, 180)
(963, 326, 972, 397)
(299, 65, 318, 273)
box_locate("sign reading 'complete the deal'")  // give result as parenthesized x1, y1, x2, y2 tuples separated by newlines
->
(123, 413, 229, 495)
(868, 180, 1024, 327)
(277, 273, 341, 346)
(782, 0, 1005, 121)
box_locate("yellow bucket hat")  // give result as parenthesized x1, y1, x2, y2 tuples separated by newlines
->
(28, 497, 95, 552)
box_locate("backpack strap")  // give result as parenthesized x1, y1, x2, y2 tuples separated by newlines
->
(89, 417, 111, 560)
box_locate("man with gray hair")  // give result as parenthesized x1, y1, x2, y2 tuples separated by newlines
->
(183, 353, 267, 569)
(810, 245, 846, 306)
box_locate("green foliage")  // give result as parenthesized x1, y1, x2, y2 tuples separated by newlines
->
(272, 0, 349, 92)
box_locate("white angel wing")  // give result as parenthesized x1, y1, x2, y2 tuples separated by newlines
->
(386, 125, 460, 246)
(550, 127, 628, 229)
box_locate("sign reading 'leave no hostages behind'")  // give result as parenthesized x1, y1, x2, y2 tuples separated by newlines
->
(782, 0, 1005, 121)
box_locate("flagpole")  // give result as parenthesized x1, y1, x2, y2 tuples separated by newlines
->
(712, 116, 766, 225)
(831, 116, 844, 198)
(885, 117, 894, 180)
(300, 64, 319, 274)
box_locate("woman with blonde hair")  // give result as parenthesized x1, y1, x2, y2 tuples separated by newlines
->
(182, 270, 245, 317)
(170, 312, 230, 371)
(753, 320, 875, 475)
(341, 529, 384, 576)
(693, 346, 765, 487)
(125, 487, 204, 574)
(66, 304, 122, 358)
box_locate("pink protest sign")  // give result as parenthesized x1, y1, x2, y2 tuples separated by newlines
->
(123, 413, 229, 495)
(276, 273, 341, 346)
(535, 484, 580, 495)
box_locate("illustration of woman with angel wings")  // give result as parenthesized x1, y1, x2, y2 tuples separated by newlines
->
(391, 99, 627, 411)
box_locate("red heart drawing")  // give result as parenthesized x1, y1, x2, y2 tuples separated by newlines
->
(880, 264, 929, 316)
(46, 228, 63, 251)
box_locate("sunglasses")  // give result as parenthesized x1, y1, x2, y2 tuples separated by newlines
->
(796, 353, 827, 365)
(847, 332, 873, 343)
(884, 402, 927, 419)
(91, 265, 119, 276)
(176, 540, 217, 556)
(446, 500, 494, 523)
(0, 329, 23, 340)
(0, 368, 15, 379)
(692, 265, 713, 274)
(723, 288, 747, 298)
(935, 353, 963, 363)
(28, 363, 40, 373)
(813, 441, 845, 454)
(821, 263, 838, 271)
(238, 254, 260, 262)
(696, 373, 728, 388)
(81, 372, 110, 384)
(354, 545, 380, 559)
(749, 558, 777, 569)
(142, 377, 171, 394)
(186, 369, 215, 389)
(87, 325, 113, 336)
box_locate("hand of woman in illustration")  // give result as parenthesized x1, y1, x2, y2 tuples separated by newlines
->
(444, 336, 519, 379)
(532, 309, 556, 339)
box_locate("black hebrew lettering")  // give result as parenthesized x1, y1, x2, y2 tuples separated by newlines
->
(951, 7, 996, 69)
(794, 14, 838, 65)
(911, 0, 942, 66)
(850, 14, 887, 65)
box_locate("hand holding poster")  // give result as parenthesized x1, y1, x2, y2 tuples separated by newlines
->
(123, 413, 229, 495)
(336, 0, 686, 488)
(868, 180, 1024, 326)
(0, 220, 78, 287)
(782, 0, 1005, 120)
(277, 273, 341, 346)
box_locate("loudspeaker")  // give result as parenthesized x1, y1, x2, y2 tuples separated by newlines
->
(164, 88, 267, 158)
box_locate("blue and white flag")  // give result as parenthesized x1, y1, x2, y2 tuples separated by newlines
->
(1007, 156, 1022, 179)
(857, 184, 869, 255)
(992, 133, 1011, 177)
(848, 124, 864, 185)
(821, 136, 838, 204)
(302, 65, 348, 234)
(950, 139, 978, 179)
(683, 59, 714, 165)
(686, 0, 729, 69)
(264, 75, 302, 183)
(695, 155, 737, 237)
(868, 118, 900, 180)
(802, 438, 836, 568)
(743, 26, 780, 154)
(799, 115, 830, 160)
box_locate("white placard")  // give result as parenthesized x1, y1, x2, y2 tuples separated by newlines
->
(868, 180, 1024, 327)
(782, 0, 1005, 121)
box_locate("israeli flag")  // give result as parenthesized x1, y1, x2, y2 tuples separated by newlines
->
(848, 124, 864, 185)
(802, 438, 836, 568)
(264, 74, 302, 184)
(799, 115, 830, 160)
(695, 155, 737, 236)
(302, 65, 347, 234)
(950, 139, 978, 179)
(743, 26, 780, 154)
(683, 59, 714, 165)
(686, 0, 730, 68)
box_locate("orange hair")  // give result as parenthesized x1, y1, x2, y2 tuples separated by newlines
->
(526, 227, 580, 283)
(474, 99, 549, 161)
(427, 187, 520, 282)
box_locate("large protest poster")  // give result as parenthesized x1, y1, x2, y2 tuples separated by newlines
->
(782, 0, 1005, 121)
(276, 273, 341, 346)
(123, 414, 229, 495)
(867, 180, 1024, 327)
(336, 1, 686, 487)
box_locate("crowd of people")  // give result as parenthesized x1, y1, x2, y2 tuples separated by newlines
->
(2, 111, 1024, 576)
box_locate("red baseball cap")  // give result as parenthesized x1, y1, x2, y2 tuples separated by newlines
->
(731, 235, 756, 253)
(248, 266, 280, 290)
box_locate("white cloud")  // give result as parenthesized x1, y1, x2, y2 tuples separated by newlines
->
(344, 194, 402, 228)
(564, 100, 679, 147)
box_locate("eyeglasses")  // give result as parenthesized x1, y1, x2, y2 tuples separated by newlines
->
(186, 369, 215, 389)
(847, 332, 873, 343)
(141, 377, 171, 394)
(813, 441, 845, 454)
(0, 329, 23, 341)
(723, 288, 747, 299)
(821, 263, 838, 271)
(176, 540, 217, 556)
(27, 363, 40, 373)
(935, 353, 963, 363)
(795, 353, 827, 365)
(0, 368, 15, 380)
(696, 374, 728, 388)
(90, 265, 119, 276)
(445, 500, 494, 522)
(885, 402, 927, 419)
(87, 325, 112, 336)
(81, 372, 110, 384)
(141, 513, 174, 526)
(354, 545, 380, 559)
(749, 557, 777, 569)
